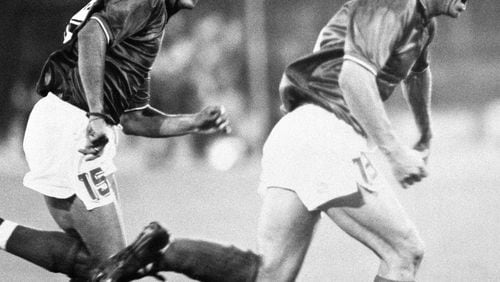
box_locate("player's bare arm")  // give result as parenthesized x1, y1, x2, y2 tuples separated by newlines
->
(120, 105, 230, 138)
(339, 60, 427, 188)
(77, 18, 112, 160)
(402, 67, 433, 161)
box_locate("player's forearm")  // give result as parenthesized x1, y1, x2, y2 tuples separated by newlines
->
(339, 60, 402, 154)
(120, 107, 198, 138)
(78, 19, 107, 113)
(402, 68, 432, 143)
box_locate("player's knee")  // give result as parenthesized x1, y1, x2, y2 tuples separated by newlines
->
(259, 259, 282, 276)
(257, 241, 303, 280)
(50, 239, 94, 279)
(400, 228, 425, 266)
(258, 253, 299, 282)
(388, 227, 425, 271)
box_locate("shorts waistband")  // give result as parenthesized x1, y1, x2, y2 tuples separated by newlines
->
(46, 92, 86, 114)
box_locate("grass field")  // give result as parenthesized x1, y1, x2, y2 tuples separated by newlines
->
(1, 110, 500, 282)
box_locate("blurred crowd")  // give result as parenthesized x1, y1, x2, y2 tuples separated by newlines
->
(142, 13, 255, 169)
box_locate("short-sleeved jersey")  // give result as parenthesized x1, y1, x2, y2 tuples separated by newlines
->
(280, 0, 435, 136)
(36, 0, 179, 124)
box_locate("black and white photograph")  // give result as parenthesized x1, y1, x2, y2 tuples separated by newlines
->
(0, 0, 499, 281)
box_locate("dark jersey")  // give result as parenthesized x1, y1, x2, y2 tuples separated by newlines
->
(279, 0, 436, 136)
(36, 0, 178, 124)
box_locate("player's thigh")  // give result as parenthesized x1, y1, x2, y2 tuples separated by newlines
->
(72, 175, 125, 262)
(257, 188, 320, 271)
(321, 186, 422, 259)
(46, 175, 125, 262)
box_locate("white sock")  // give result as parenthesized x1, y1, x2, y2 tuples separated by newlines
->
(0, 220, 18, 250)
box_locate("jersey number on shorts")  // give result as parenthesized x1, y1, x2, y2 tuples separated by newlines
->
(352, 153, 378, 186)
(78, 167, 111, 201)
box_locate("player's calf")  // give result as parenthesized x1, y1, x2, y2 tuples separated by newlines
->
(0, 218, 96, 279)
(159, 238, 260, 282)
(93, 222, 261, 282)
(92, 221, 170, 282)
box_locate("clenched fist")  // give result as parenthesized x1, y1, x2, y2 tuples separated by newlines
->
(193, 106, 231, 134)
(385, 145, 428, 188)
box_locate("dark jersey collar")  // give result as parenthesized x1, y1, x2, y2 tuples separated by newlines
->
(165, 0, 181, 18)
(417, 0, 431, 24)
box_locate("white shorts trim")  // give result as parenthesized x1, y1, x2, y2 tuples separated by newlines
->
(259, 104, 387, 211)
(23, 93, 117, 210)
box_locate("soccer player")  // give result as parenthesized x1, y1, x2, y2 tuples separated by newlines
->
(93, 0, 469, 281)
(0, 0, 229, 280)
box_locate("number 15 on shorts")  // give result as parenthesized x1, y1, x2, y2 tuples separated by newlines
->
(352, 152, 378, 190)
(78, 167, 111, 201)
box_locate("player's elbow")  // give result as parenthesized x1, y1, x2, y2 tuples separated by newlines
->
(120, 112, 142, 136)
(339, 68, 356, 106)
(338, 60, 359, 94)
(339, 60, 377, 102)
(338, 71, 349, 94)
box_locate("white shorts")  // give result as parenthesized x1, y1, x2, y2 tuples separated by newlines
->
(259, 104, 388, 211)
(23, 93, 118, 210)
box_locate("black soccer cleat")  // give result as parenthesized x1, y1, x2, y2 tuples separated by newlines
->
(91, 222, 169, 282)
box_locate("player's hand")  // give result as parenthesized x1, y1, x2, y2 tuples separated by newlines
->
(193, 105, 231, 134)
(78, 118, 111, 161)
(385, 145, 428, 189)
(413, 138, 431, 164)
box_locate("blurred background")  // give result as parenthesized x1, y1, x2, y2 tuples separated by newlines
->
(0, 0, 499, 281)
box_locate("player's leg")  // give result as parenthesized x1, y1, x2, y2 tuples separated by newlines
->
(45, 174, 126, 264)
(92, 222, 261, 282)
(321, 185, 424, 282)
(253, 104, 335, 281)
(19, 93, 125, 278)
(255, 187, 320, 282)
(0, 217, 93, 279)
(158, 238, 260, 282)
